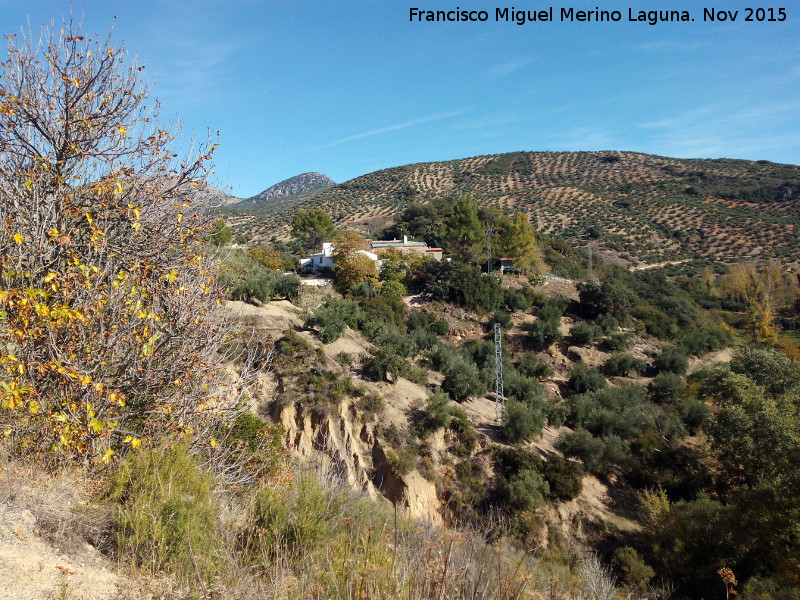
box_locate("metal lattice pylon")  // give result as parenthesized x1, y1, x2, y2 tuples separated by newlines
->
(494, 322, 504, 421)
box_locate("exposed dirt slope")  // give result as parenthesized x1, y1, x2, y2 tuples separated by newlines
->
(0, 467, 125, 600)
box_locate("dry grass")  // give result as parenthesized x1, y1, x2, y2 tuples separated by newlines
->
(0, 442, 629, 600)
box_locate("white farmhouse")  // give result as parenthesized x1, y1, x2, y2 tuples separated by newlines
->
(300, 242, 379, 274)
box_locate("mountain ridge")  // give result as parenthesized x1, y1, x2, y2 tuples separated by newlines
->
(233, 172, 335, 209)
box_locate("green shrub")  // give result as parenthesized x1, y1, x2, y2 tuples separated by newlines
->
(681, 325, 733, 356)
(233, 275, 274, 303)
(569, 364, 607, 393)
(407, 311, 449, 336)
(499, 469, 550, 512)
(427, 341, 461, 371)
(361, 346, 410, 382)
(449, 412, 478, 456)
(410, 327, 439, 351)
(461, 339, 496, 369)
(304, 297, 361, 343)
(380, 279, 406, 298)
(243, 472, 349, 562)
(546, 401, 569, 428)
(350, 281, 379, 298)
(528, 318, 563, 348)
(332, 375, 366, 397)
(275, 328, 318, 367)
(385, 447, 416, 476)
(631, 303, 679, 340)
(110, 444, 222, 584)
(358, 295, 406, 328)
(730, 346, 800, 396)
(604, 353, 646, 377)
(358, 393, 385, 421)
(538, 296, 569, 321)
(369, 323, 418, 357)
(557, 429, 632, 476)
(501, 399, 546, 443)
(522, 289, 548, 307)
(678, 398, 710, 433)
(451, 461, 489, 517)
(600, 332, 633, 352)
(273, 274, 301, 302)
(613, 546, 655, 591)
(405, 365, 429, 385)
(430, 318, 449, 335)
(571, 321, 602, 347)
(577, 280, 635, 321)
(407, 311, 435, 331)
(648, 373, 685, 403)
(225, 413, 284, 479)
(441, 355, 487, 402)
(596, 312, 620, 334)
(503, 289, 529, 313)
(517, 352, 552, 379)
(505, 372, 546, 406)
(543, 456, 584, 501)
(492, 310, 513, 330)
(494, 446, 544, 478)
(654, 346, 689, 375)
(336, 351, 354, 366)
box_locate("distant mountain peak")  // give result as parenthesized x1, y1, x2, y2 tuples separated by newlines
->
(244, 172, 335, 205)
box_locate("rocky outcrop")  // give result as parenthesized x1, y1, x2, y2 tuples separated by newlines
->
(241, 172, 335, 206)
(269, 399, 441, 524)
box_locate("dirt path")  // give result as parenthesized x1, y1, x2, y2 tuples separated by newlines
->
(629, 259, 692, 271)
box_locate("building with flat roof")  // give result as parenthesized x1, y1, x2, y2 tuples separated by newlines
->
(300, 235, 441, 274)
(369, 235, 443, 261)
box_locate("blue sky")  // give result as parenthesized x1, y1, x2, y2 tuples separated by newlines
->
(1, 1, 798, 197)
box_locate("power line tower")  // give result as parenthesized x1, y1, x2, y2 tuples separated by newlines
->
(494, 322, 504, 421)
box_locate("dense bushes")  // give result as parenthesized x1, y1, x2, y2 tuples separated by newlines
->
(527, 297, 568, 348)
(558, 382, 692, 479)
(516, 352, 552, 379)
(304, 298, 361, 343)
(221, 250, 302, 303)
(570, 322, 602, 346)
(494, 447, 583, 507)
(501, 400, 545, 444)
(603, 353, 645, 377)
(648, 373, 685, 403)
(412, 260, 505, 313)
(361, 347, 413, 382)
(415, 393, 478, 456)
(428, 343, 488, 402)
(110, 444, 222, 584)
(569, 364, 607, 393)
(680, 325, 733, 356)
(653, 346, 689, 374)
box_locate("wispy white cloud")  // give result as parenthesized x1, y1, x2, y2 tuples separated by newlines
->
(309, 109, 471, 150)
(485, 56, 536, 78)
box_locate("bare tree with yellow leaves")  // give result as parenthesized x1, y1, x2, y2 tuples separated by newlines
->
(0, 19, 248, 463)
(722, 260, 787, 343)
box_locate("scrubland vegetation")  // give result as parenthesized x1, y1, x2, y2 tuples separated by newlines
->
(3, 18, 800, 600)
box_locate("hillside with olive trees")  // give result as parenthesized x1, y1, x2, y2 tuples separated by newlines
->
(224, 151, 800, 267)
